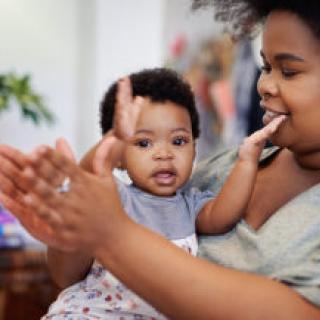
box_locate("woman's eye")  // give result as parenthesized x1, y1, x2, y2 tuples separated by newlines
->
(172, 137, 188, 146)
(282, 69, 298, 78)
(261, 64, 271, 73)
(136, 139, 151, 148)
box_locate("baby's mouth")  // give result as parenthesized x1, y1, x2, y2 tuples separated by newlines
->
(152, 170, 177, 185)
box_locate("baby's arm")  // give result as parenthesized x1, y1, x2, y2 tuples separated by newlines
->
(196, 116, 286, 234)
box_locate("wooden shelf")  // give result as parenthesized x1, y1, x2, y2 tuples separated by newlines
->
(0, 249, 58, 320)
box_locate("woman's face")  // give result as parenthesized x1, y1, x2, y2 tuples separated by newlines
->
(258, 10, 320, 154)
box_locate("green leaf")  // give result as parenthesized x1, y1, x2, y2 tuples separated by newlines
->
(0, 72, 55, 126)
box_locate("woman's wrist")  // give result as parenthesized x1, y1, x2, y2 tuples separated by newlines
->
(92, 206, 133, 261)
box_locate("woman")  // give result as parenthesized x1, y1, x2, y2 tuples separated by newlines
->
(0, 0, 320, 318)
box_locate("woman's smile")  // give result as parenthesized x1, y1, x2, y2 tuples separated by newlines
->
(261, 106, 290, 126)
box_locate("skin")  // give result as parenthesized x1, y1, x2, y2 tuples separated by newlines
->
(1, 11, 320, 318)
(122, 99, 195, 197)
(258, 10, 320, 165)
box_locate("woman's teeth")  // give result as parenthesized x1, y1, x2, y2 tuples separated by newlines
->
(265, 110, 281, 118)
(262, 110, 288, 125)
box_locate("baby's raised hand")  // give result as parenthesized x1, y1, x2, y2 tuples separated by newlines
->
(113, 77, 144, 140)
(238, 115, 287, 162)
(93, 77, 145, 175)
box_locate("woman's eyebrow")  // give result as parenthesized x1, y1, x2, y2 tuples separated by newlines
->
(274, 53, 305, 62)
(260, 50, 304, 62)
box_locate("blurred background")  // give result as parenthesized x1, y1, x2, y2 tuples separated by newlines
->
(0, 0, 263, 319)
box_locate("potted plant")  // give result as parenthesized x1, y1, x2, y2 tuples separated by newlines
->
(0, 72, 54, 125)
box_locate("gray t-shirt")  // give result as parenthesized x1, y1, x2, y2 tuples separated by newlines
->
(190, 147, 320, 307)
(117, 181, 213, 240)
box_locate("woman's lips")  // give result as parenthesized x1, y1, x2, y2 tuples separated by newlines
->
(261, 105, 289, 126)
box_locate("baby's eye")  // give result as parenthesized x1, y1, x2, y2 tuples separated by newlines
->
(135, 139, 152, 148)
(172, 137, 188, 146)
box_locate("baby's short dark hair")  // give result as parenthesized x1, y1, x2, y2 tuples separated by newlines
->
(99, 68, 200, 139)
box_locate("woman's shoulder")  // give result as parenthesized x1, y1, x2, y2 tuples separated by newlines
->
(189, 148, 238, 193)
(189, 146, 279, 193)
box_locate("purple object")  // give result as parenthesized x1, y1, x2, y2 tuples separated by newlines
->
(0, 204, 16, 224)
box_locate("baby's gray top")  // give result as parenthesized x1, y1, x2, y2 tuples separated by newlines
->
(190, 147, 320, 307)
(117, 181, 213, 240)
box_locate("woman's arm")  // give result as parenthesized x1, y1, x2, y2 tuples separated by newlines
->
(96, 218, 320, 320)
(10, 145, 319, 320)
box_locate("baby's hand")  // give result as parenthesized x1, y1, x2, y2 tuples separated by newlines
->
(92, 77, 145, 176)
(238, 115, 287, 162)
(113, 77, 143, 141)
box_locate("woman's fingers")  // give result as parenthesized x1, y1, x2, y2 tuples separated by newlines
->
(22, 193, 63, 228)
(0, 192, 28, 221)
(0, 144, 30, 169)
(30, 138, 77, 189)
(0, 154, 32, 198)
(30, 146, 82, 184)
(28, 151, 65, 187)
(0, 191, 58, 245)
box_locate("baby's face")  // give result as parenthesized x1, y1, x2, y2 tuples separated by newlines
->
(122, 99, 195, 197)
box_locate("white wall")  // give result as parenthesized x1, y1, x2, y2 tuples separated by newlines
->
(0, 0, 79, 153)
(78, 0, 167, 156)
(0, 0, 169, 158)
(0, 0, 220, 157)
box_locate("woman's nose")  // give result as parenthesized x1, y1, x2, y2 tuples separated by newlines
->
(257, 72, 279, 101)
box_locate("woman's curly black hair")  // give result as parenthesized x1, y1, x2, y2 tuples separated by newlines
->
(100, 68, 199, 139)
(191, 0, 320, 39)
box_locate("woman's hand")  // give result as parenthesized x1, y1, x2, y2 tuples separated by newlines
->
(0, 144, 59, 246)
(0, 138, 127, 253)
(21, 140, 126, 253)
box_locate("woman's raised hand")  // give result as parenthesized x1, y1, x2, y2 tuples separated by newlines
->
(0, 140, 126, 253)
